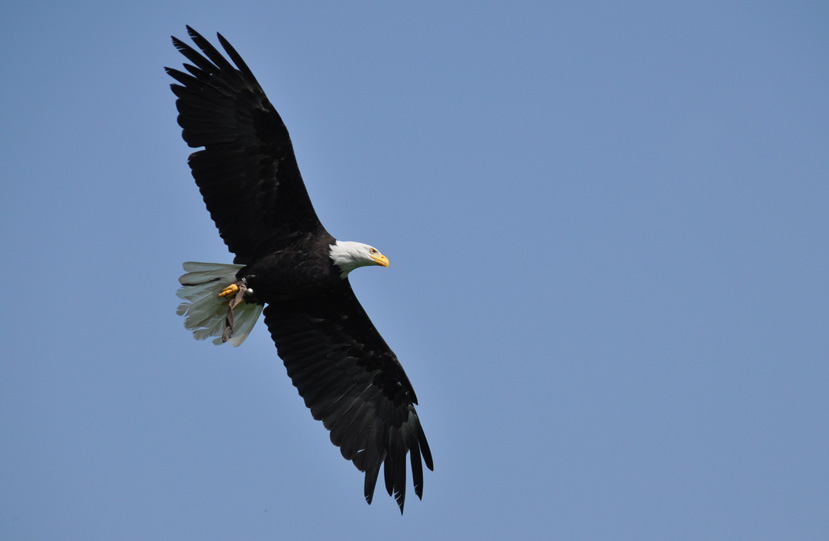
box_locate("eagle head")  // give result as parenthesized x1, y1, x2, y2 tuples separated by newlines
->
(329, 240, 389, 278)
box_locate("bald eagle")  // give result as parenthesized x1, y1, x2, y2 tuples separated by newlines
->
(167, 27, 432, 513)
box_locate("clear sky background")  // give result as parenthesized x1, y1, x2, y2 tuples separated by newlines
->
(1, 2, 827, 539)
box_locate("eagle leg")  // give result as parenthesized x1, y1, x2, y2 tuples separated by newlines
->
(220, 280, 249, 343)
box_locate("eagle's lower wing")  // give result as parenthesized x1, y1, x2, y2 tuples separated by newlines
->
(263, 283, 433, 512)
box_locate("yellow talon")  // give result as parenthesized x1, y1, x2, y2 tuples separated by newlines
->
(218, 283, 240, 299)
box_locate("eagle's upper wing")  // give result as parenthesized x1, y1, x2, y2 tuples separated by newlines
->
(263, 283, 433, 513)
(166, 27, 325, 263)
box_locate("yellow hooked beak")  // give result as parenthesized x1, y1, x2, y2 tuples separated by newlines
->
(371, 252, 390, 267)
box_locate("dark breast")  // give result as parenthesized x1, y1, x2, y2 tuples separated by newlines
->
(240, 232, 341, 303)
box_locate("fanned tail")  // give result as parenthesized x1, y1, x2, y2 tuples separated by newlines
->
(176, 262, 263, 346)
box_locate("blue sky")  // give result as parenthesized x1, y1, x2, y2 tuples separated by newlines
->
(2, 1, 828, 539)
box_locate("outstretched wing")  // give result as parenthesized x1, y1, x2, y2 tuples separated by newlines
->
(166, 27, 325, 263)
(263, 283, 433, 513)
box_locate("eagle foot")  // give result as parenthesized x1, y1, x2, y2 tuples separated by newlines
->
(218, 283, 240, 299)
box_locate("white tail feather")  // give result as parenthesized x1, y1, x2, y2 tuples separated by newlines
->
(176, 262, 263, 347)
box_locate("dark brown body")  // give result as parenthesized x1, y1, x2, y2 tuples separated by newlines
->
(240, 232, 340, 303)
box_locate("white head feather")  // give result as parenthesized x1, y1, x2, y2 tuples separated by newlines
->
(329, 240, 389, 278)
